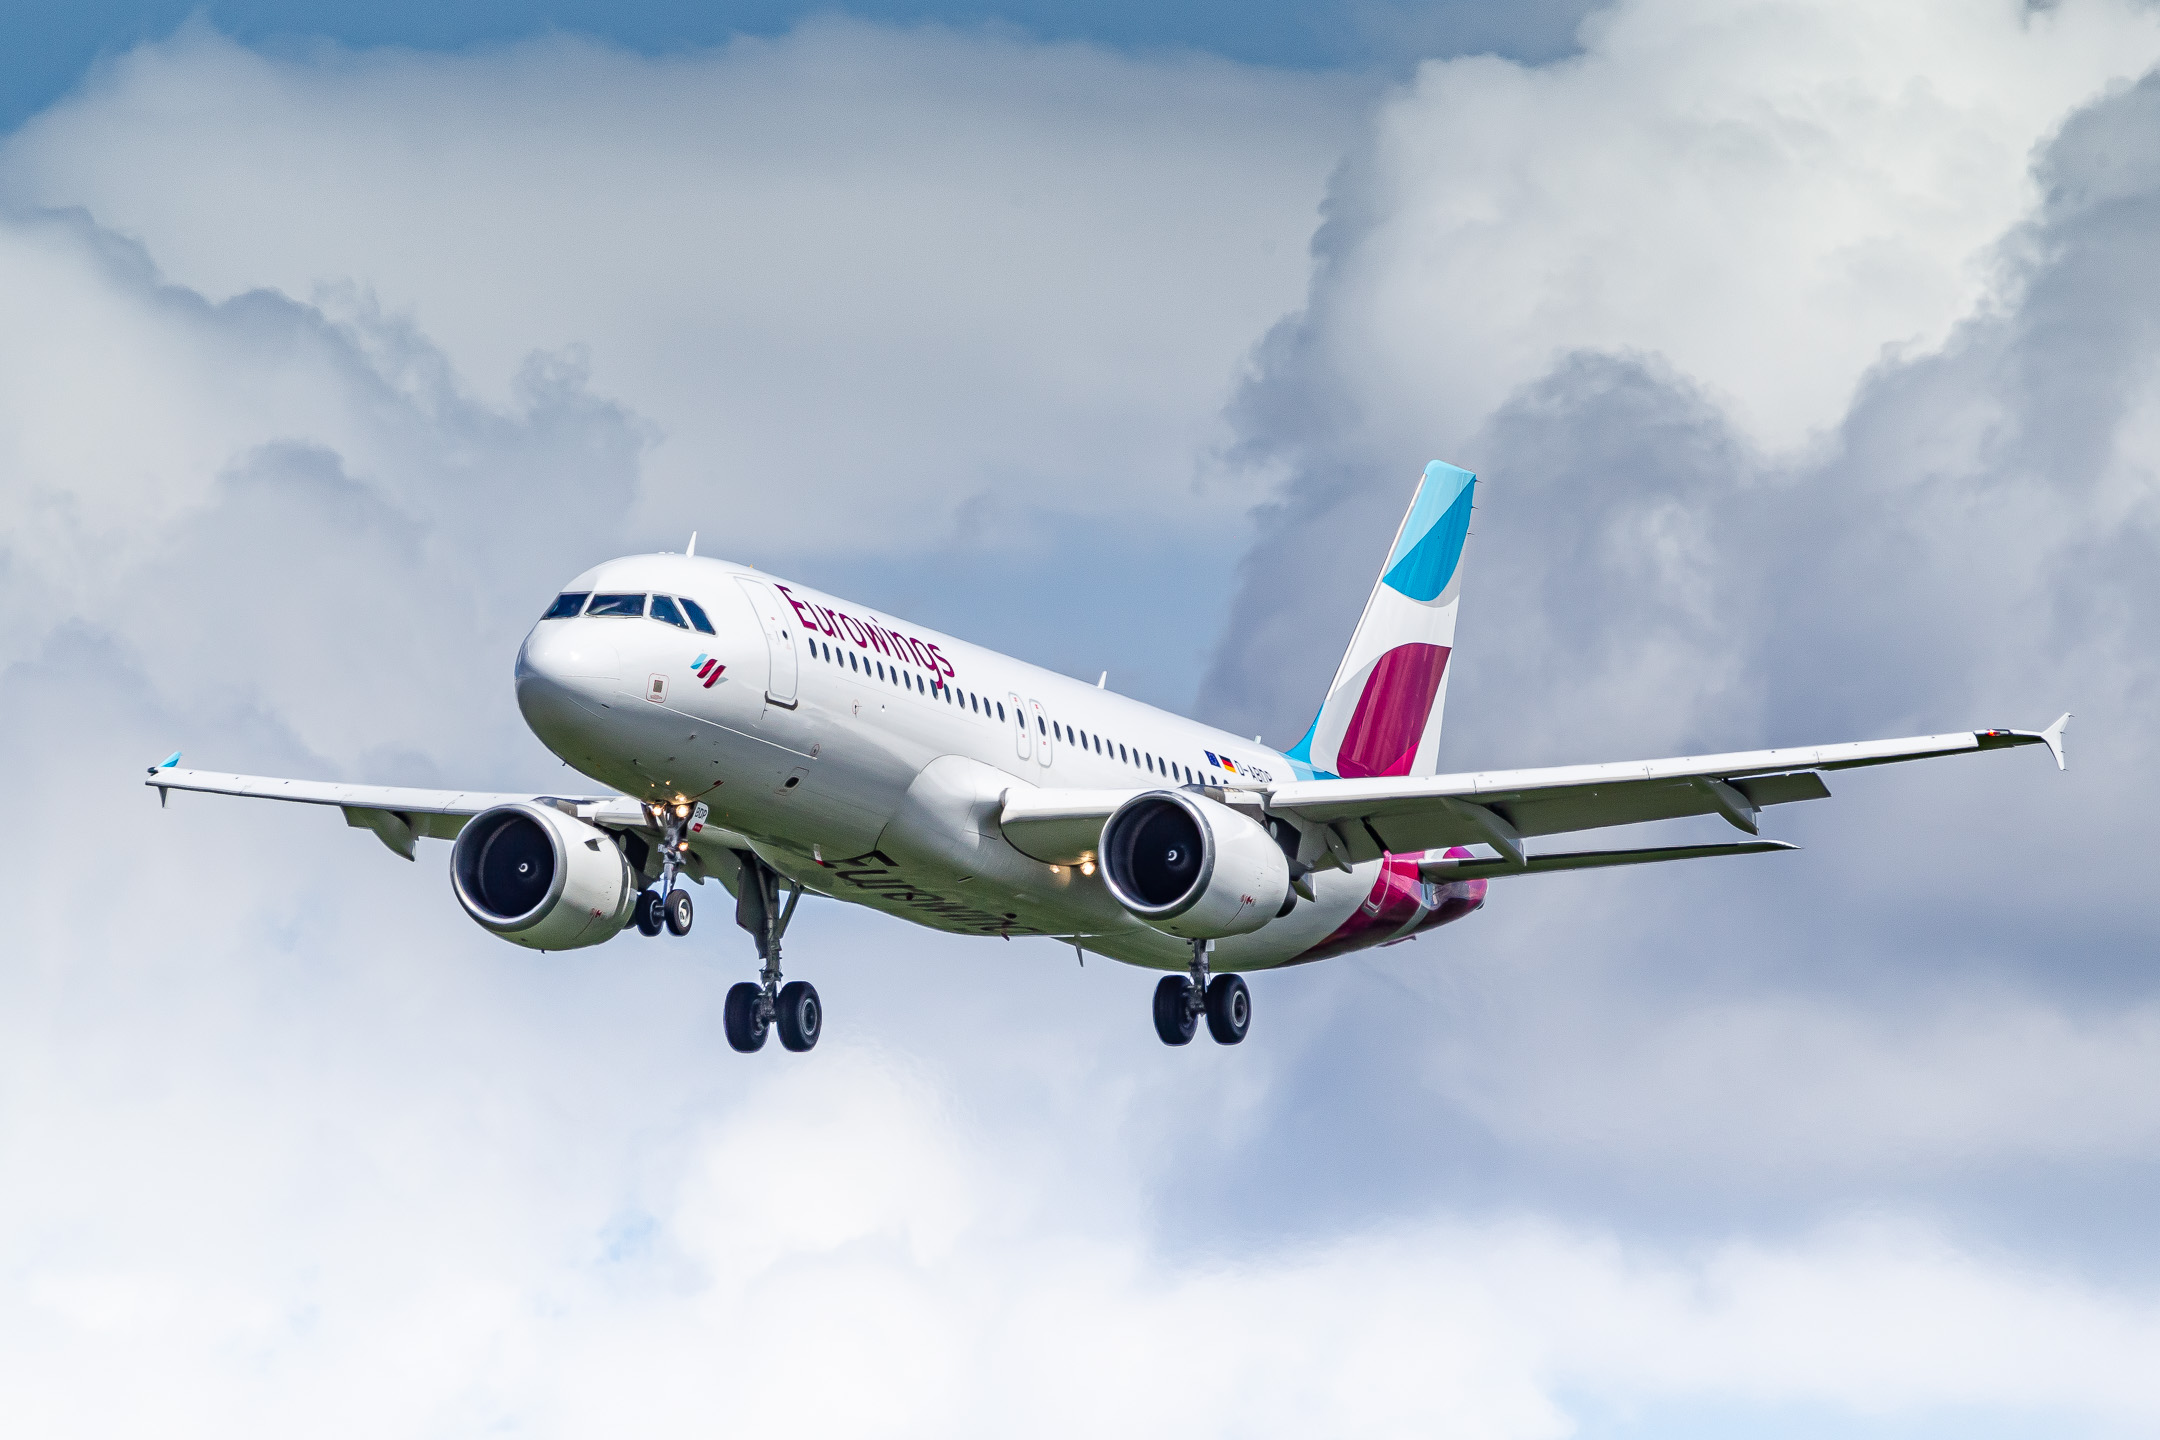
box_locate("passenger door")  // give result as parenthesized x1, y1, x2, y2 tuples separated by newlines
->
(735, 577, 799, 709)
(1008, 691, 1030, 760)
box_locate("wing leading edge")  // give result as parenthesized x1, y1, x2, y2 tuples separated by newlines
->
(146, 767, 647, 860)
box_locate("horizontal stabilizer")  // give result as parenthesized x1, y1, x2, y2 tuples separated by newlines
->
(1419, 840, 1797, 882)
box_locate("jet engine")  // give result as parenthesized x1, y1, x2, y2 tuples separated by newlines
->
(1098, 789, 1290, 939)
(450, 802, 640, 950)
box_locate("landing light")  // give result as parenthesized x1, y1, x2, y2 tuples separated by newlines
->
(1080, 860, 1096, 876)
(674, 803, 690, 818)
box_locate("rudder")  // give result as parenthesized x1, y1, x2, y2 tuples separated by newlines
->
(1287, 460, 1475, 780)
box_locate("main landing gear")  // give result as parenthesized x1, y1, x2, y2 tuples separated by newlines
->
(1153, 939, 1250, 1046)
(635, 804, 697, 938)
(723, 849, 820, 1054)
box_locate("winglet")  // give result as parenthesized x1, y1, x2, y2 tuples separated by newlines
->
(147, 751, 181, 807)
(2041, 712, 2071, 771)
(1976, 717, 2071, 770)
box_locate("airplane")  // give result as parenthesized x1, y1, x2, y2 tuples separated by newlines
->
(147, 461, 2069, 1053)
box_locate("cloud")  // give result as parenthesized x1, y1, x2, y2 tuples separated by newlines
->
(1190, 0, 2160, 1271)
(5, 9, 2160, 1436)
(0, 20, 1353, 556)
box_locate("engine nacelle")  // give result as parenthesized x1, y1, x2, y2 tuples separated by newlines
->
(450, 802, 640, 950)
(1098, 789, 1290, 939)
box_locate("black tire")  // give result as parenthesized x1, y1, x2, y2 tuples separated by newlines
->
(776, 980, 822, 1052)
(635, 889, 665, 937)
(664, 887, 694, 936)
(1204, 973, 1251, 1045)
(1152, 975, 1197, 1046)
(723, 981, 768, 1053)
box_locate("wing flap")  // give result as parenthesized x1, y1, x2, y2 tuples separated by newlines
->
(1419, 840, 1798, 881)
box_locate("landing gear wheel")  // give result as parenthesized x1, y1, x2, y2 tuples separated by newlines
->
(1152, 975, 1198, 1046)
(775, 980, 822, 1052)
(635, 889, 665, 937)
(1204, 973, 1251, 1045)
(664, 888, 694, 936)
(723, 981, 768, 1052)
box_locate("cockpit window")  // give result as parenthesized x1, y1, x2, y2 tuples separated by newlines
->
(587, 593, 646, 618)
(649, 595, 690, 629)
(543, 592, 589, 619)
(679, 597, 717, 634)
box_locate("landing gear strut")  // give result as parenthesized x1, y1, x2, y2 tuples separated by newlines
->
(723, 849, 819, 1054)
(638, 802, 696, 939)
(1153, 939, 1250, 1047)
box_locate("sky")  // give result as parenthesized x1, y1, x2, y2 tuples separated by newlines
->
(3, 2, 2160, 1436)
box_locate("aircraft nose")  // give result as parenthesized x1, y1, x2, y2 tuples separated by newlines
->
(517, 620, 618, 686)
(515, 620, 618, 738)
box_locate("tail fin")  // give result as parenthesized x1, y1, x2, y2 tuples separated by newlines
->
(1286, 461, 1475, 779)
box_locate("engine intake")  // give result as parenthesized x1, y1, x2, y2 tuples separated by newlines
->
(451, 802, 639, 950)
(1099, 790, 1290, 939)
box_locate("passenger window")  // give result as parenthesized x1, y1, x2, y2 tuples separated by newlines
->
(850, 653, 859, 671)
(649, 595, 690, 629)
(997, 703, 1006, 721)
(679, 597, 717, 634)
(1119, 744, 1127, 762)
(542, 592, 589, 620)
(587, 593, 645, 618)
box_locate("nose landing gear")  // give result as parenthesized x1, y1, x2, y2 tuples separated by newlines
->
(1153, 939, 1250, 1046)
(723, 849, 819, 1054)
(637, 803, 699, 939)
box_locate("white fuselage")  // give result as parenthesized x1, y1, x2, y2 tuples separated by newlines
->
(513, 552, 1483, 971)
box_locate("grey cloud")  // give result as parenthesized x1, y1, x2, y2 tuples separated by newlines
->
(0, 206, 647, 789)
(11, 21, 2160, 1436)
(1193, 66, 2160, 1265)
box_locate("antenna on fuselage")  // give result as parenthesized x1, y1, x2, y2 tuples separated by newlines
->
(1097, 672, 1107, 689)
(686, 531, 698, 558)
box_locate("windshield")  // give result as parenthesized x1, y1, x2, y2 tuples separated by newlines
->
(542, 592, 589, 619)
(586, 593, 646, 618)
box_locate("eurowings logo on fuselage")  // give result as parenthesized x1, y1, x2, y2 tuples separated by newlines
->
(691, 654, 726, 689)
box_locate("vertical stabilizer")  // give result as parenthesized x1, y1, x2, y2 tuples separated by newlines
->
(1287, 461, 1475, 779)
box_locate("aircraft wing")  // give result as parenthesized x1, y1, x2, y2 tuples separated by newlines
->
(997, 717, 2066, 872)
(1265, 716, 2070, 868)
(146, 766, 649, 860)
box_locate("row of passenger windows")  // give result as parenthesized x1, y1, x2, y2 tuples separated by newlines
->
(802, 637, 1205, 787)
(542, 591, 717, 635)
